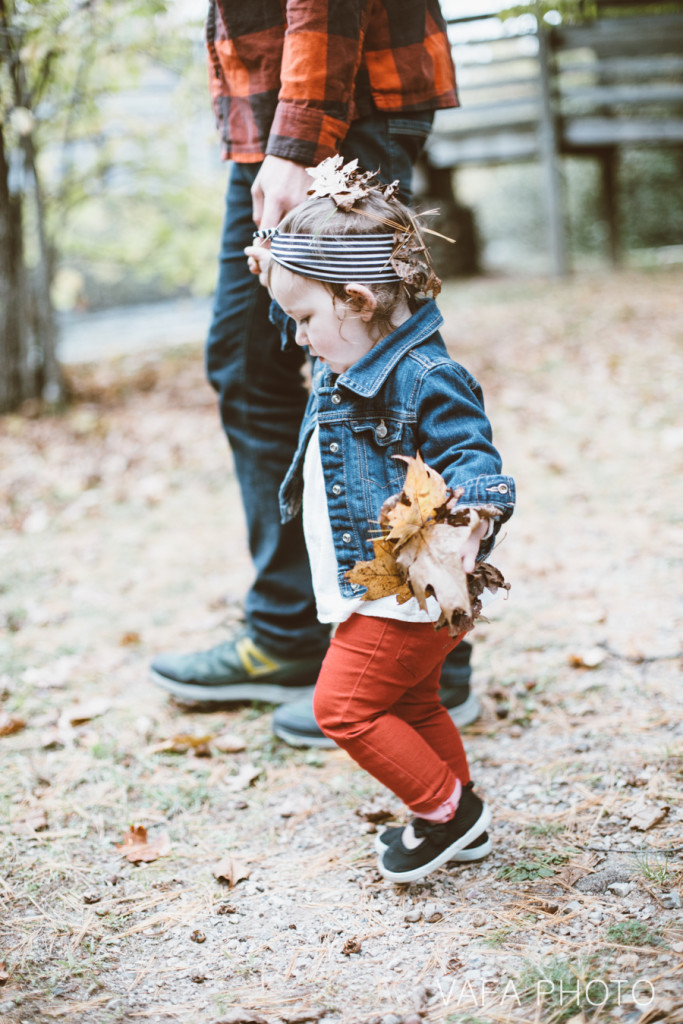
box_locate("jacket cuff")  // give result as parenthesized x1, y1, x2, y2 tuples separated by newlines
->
(265, 101, 350, 165)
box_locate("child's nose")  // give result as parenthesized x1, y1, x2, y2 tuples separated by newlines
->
(295, 324, 307, 346)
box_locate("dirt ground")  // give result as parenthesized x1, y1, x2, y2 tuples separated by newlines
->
(1, 269, 682, 1024)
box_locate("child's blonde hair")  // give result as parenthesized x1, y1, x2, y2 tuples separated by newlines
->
(270, 190, 432, 336)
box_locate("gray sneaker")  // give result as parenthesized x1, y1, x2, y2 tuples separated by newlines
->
(149, 628, 322, 704)
(271, 679, 481, 749)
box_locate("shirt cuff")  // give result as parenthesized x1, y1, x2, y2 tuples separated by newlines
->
(265, 101, 350, 165)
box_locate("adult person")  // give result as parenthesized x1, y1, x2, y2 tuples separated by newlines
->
(149, 0, 481, 746)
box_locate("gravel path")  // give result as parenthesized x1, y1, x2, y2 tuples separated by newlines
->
(1, 270, 681, 1024)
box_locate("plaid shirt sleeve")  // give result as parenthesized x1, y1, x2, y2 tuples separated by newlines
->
(266, 0, 374, 165)
(208, 1, 457, 165)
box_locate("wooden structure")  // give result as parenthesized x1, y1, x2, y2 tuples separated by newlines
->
(426, 8, 683, 274)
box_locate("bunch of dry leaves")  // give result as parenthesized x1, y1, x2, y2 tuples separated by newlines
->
(346, 454, 509, 634)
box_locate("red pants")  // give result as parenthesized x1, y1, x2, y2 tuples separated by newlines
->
(313, 614, 471, 816)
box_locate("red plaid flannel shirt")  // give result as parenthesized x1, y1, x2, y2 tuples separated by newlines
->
(207, 0, 458, 165)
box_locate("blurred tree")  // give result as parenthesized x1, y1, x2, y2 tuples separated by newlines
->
(0, 0, 175, 412)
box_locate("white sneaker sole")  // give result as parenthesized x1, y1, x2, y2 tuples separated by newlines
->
(149, 669, 315, 705)
(374, 831, 492, 861)
(271, 723, 337, 749)
(378, 803, 492, 883)
(447, 691, 481, 728)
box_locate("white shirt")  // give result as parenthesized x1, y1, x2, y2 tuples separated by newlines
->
(302, 426, 442, 625)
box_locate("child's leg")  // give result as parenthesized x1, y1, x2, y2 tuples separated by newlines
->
(313, 614, 468, 816)
(389, 664, 471, 788)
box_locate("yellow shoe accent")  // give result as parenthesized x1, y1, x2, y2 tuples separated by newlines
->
(235, 636, 281, 677)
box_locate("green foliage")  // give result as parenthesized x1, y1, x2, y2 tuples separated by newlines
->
(497, 847, 577, 881)
(605, 920, 662, 947)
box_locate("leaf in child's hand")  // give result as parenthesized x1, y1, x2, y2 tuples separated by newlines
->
(396, 522, 473, 633)
(383, 453, 447, 549)
(345, 538, 412, 602)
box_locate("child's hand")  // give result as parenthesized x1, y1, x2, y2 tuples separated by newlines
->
(459, 516, 489, 574)
(244, 243, 271, 287)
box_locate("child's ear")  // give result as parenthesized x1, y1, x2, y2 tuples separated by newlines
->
(344, 283, 377, 321)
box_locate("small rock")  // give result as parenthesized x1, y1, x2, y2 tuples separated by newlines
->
(190, 930, 206, 943)
(402, 1016, 423, 1024)
(608, 882, 632, 897)
(341, 937, 362, 955)
(660, 891, 682, 909)
(471, 911, 487, 927)
(0, 1002, 14, 1014)
(83, 892, 103, 904)
(380, 1015, 402, 1024)
(404, 908, 422, 923)
(191, 973, 206, 983)
(616, 953, 638, 969)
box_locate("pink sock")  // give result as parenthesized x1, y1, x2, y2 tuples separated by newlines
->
(411, 779, 462, 823)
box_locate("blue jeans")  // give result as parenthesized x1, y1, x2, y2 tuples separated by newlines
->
(206, 113, 433, 657)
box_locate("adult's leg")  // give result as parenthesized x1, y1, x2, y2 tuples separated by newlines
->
(204, 163, 327, 658)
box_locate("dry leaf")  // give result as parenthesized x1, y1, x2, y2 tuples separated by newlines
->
(568, 648, 605, 670)
(119, 631, 141, 646)
(556, 852, 598, 887)
(627, 802, 670, 831)
(0, 712, 25, 737)
(346, 537, 412, 603)
(225, 762, 263, 791)
(63, 697, 110, 726)
(212, 732, 247, 754)
(117, 825, 171, 863)
(213, 856, 251, 888)
(396, 522, 475, 632)
(346, 456, 509, 634)
(11, 808, 48, 834)
(341, 937, 362, 955)
(383, 453, 448, 548)
(148, 733, 213, 756)
(355, 800, 395, 823)
(212, 1010, 268, 1024)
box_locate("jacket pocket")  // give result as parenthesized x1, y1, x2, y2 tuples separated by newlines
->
(349, 418, 406, 492)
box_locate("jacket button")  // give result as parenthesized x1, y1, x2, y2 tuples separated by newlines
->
(376, 420, 388, 438)
(332, 484, 342, 495)
(342, 532, 352, 543)
(497, 483, 508, 494)
(331, 393, 341, 404)
(329, 442, 339, 453)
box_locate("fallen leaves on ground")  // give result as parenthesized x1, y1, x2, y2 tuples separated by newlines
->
(0, 712, 25, 737)
(346, 454, 509, 634)
(626, 801, 670, 831)
(213, 856, 251, 888)
(147, 732, 213, 756)
(116, 825, 171, 863)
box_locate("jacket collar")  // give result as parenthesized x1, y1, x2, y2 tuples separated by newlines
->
(318, 300, 443, 398)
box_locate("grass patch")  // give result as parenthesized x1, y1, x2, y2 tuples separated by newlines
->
(604, 920, 662, 947)
(497, 847, 578, 882)
(517, 955, 618, 1022)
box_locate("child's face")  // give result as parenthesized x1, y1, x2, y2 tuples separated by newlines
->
(270, 270, 376, 374)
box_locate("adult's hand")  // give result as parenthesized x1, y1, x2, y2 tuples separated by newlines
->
(251, 155, 313, 229)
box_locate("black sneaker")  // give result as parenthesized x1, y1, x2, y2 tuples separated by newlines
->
(149, 628, 322, 704)
(374, 827, 492, 862)
(378, 783, 491, 883)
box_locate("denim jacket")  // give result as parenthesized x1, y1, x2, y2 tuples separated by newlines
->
(276, 300, 515, 599)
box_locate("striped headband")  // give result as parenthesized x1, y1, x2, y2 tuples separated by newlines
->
(253, 228, 401, 284)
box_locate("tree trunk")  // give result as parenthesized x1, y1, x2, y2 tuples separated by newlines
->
(0, 122, 28, 413)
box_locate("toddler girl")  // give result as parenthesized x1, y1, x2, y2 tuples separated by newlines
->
(246, 167, 515, 883)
